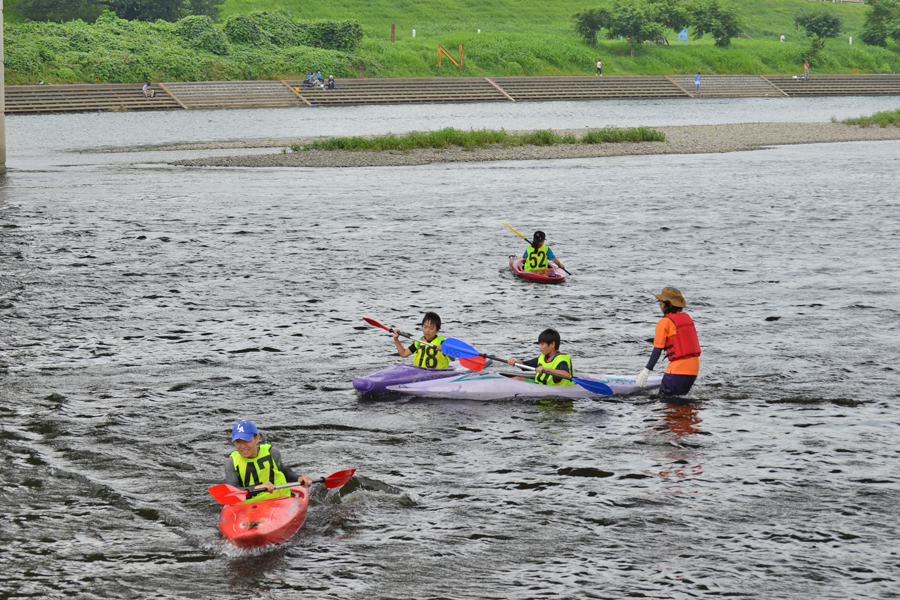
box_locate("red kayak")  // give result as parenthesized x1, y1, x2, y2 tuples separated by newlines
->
(218, 487, 309, 549)
(509, 256, 567, 283)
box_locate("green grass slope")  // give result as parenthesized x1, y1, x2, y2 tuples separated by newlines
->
(4, 0, 899, 83)
(216, 0, 898, 77)
(217, 0, 870, 39)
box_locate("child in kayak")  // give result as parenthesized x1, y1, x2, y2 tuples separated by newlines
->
(523, 230, 566, 273)
(506, 328, 574, 385)
(393, 311, 455, 369)
(635, 287, 701, 398)
(226, 420, 312, 502)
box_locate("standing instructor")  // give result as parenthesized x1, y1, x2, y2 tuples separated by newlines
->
(636, 287, 701, 398)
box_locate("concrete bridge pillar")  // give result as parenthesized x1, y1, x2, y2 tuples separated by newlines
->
(1, 5, 6, 173)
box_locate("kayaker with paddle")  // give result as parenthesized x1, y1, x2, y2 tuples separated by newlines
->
(393, 311, 455, 369)
(226, 420, 312, 502)
(506, 328, 574, 386)
(635, 287, 701, 397)
(523, 231, 566, 273)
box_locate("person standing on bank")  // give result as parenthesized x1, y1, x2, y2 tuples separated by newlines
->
(803, 60, 810, 81)
(596, 58, 602, 76)
(694, 72, 701, 94)
(636, 287, 701, 397)
(523, 230, 566, 273)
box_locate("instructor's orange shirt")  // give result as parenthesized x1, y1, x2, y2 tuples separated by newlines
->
(654, 318, 700, 376)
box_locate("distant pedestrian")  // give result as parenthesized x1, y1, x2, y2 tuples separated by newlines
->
(694, 72, 701, 94)
(780, 34, 785, 42)
(142, 83, 155, 98)
(803, 60, 809, 81)
(596, 59, 602, 76)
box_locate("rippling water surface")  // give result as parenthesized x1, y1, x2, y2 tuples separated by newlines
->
(1, 97, 899, 599)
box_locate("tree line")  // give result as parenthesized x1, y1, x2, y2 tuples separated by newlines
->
(861, 0, 900, 47)
(573, 0, 742, 56)
(8, 0, 221, 22)
(575, 0, 900, 58)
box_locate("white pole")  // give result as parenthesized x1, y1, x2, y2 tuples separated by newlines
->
(849, 36, 852, 44)
(478, 29, 481, 34)
(0, 3, 6, 174)
(412, 29, 416, 38)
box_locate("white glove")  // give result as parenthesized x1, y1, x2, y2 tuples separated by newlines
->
(636, 368, 652, 388)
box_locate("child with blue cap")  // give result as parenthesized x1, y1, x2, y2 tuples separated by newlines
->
(225, 420, 311, 502)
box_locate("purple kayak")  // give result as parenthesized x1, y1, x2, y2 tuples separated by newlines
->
(353, 361, 490, 395)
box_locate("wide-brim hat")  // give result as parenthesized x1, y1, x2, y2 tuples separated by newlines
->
(654, 286, 686, 308)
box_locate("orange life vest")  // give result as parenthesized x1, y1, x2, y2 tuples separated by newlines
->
(664, 313, 701, 361)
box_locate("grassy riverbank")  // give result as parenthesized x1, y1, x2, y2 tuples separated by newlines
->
(291, 127, 666, 152)
(4, 0, 900, 84)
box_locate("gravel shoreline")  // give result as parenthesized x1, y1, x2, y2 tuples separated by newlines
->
(169, 122, 900, 168)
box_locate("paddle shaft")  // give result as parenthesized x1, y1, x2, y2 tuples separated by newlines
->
(365, 318, 442, 349)
(364, 318, 485, 371)
(268, 477, 323, 491)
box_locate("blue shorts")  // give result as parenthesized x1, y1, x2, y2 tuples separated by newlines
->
(659, 373, 696, 398)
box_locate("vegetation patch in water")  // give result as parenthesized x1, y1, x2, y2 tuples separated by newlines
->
(842, 108, 900, 128)
(291, 126, 665, 152)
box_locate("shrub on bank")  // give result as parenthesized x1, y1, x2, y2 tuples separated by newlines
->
(3, 10, 359, 84)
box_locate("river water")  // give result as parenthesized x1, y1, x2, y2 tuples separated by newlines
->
(1, 96, 899, 599)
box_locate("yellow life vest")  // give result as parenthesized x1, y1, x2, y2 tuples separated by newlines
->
(230, 444, 289, 503)
(413, 335, 450, 369)
(535, 353, 574, 386)
(524, 245, 550, 271)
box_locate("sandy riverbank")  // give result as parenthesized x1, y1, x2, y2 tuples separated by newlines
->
(168, 122, 900, 168)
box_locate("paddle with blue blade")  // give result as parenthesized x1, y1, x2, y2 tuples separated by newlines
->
(362, 317, 487, 371)
(440, 338, 613, 396)
(208, 468, 357, 505)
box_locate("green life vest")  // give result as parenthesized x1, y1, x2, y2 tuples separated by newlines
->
(524, 245, 550, 271)
(535, 353, 574, 386)
(230, 443, 289, 503)
(413, 335, 450, 369)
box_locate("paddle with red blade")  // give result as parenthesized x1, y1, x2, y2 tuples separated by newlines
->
(362, 317, 487, 371)
(440, 338, 614, 396)
(208, 468, 357, 505)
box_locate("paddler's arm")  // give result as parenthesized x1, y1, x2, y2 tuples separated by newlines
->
(536, 365, 571, 378)
(507, 357, 539, 370)
(551, 257, 566, 270)
(272, 449, 313, 487)
(393, 329, 413, 358)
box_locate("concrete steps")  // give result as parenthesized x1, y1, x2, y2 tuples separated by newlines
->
(160, 80, 303, 109)
(492, 76, 689, 100)
(4, 74, 900, 114)
(5, 83, 181, 114)
(669, 74, 785, 97)
(765, 74, 900, 96)
(285, 77, 508, 106)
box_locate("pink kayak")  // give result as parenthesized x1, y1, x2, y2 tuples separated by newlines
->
(509, 256, 567, 283)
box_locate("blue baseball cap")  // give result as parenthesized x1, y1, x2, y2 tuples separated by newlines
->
(231, 420, 258, 442)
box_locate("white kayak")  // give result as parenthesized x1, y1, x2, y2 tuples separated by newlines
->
(387, 371, 663, 400)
